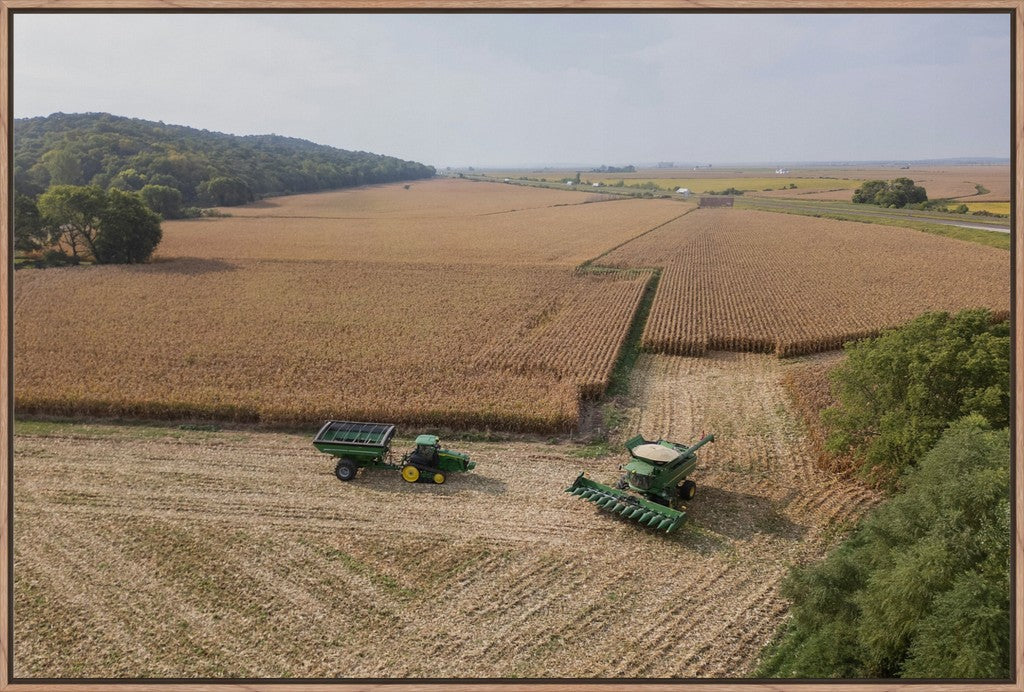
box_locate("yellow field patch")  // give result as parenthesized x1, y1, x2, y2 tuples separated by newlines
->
(944, 202, 1010, 215)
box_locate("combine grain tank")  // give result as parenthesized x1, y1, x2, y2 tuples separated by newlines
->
(565, 433, 714, 533)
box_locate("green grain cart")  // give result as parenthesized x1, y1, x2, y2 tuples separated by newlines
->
(565, 432, 714, 533)
(313, 420, 475, 484)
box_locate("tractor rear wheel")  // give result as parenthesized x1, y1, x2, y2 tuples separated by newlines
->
(680, 480, 697, 501)
(401, 465, 420, 483)
(432, 472, 446, 484)
(335, 460, 357, 482)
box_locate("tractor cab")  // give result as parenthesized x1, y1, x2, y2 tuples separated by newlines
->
(409, 434, 441, 466)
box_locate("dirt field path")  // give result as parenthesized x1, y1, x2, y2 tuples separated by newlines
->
(13, 353, 877, 678)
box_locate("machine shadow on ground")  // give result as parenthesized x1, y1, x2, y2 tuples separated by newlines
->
(686, 485, 807, 543)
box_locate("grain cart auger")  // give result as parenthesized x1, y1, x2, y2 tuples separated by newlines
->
(565, 433, 714, 533)
(312, 420, 475, 484)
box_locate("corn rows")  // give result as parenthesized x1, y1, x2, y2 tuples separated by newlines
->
(603, 209, 1009, 358)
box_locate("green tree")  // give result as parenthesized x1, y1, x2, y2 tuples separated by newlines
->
(13, 194, 46, 253)
(823, 309, 1009, 486)
(852, 178, 927, 208)
(196, 176, 253, 206)
(93, 189, 162, 263)
(37, 184, 106, 261)
(758, 417, 1009, 679)
(41, 147, 83, 185)
(109, 167, 147, 191)
(852, 180, 887, 204)
(140, 184, 184, 219)
(36, 185, 162, 264)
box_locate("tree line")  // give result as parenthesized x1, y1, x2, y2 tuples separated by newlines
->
(758, 310, 1010, 679)
(15, 112, 435, 204)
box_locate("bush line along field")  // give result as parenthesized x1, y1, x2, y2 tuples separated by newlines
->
(600, 209, 1008, 357)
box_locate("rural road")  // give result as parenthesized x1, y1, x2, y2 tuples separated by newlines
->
(743, 198, 1012, 234)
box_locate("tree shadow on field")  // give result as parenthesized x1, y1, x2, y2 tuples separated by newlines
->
(353, 467, 508, 496)
(686, 485, 807, 543)
(242, 199, 281, 209)
(146, 257, 237, 275)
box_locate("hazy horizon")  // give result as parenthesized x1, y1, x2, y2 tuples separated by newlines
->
(14, 13, 1011, 168)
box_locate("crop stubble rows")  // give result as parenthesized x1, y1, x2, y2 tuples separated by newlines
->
(601, 208, 1008, 357)
(13, 352, 877, 678)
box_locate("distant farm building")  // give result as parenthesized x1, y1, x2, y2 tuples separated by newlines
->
(775, 168, 790, 174)
(699, 196, 734, 208)
(676, 188, 691, 199)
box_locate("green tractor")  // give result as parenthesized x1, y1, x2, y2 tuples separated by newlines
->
(312, 420, 475, 484)
(566, 432, 714, 533)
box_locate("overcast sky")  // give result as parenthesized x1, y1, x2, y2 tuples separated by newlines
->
(13, 12, 1011, 168)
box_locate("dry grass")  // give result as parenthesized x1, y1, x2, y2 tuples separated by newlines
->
(12, 353, 878, 678)
(15, 261, 651, 432)
(601, 208, 1009, 357)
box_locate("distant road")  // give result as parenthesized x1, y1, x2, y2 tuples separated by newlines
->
(740, 198, 1012, 234)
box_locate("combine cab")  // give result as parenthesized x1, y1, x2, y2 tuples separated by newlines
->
(566, 433, 714, 533)
(313, 420, 475, 484)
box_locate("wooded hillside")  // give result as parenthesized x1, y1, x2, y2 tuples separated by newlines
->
(14, 112, 435, 205)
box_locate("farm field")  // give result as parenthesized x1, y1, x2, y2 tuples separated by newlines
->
(749, 164, 1011, 202)
(14, 179, 694, 432)
(943, 201, 1011, 215)
(600, 208, 1009, 356)
(158, 181, 689, 266)
(12, 352, 879, 678)
(14, 261, 649, 432)
(485, 164, 1011, 202)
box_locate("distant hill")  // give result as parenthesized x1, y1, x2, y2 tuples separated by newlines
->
(13, 112, 435, 205)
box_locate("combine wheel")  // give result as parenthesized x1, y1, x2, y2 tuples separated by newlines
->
(401, 465, 420, 483)
(432, 472, 446, 484)
(680, 480, 697, 501)
(335, 459, 358, 482)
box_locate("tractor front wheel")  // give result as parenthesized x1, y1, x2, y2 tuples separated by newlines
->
(680, 479, 697, 501)
(401, 465, 420, 483)
(432, 472, 446, 484)
(335, 460, 358, 482)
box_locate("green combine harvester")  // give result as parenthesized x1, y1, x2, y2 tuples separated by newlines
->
(312, 420, 475, 484)
(565, 432, 715, 533)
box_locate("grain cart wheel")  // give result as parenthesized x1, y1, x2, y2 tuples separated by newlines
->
(432, 472, 446, 484)
(680, 480, 697, 501)
(335, 460, 358, 482)
(401, 465, 420, 483)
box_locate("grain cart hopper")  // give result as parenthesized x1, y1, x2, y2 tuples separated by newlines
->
(565, 433, 714, 533)
(312, 420, 475, 484)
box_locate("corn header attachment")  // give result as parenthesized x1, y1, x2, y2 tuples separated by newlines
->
(565, 432, 714, 533)
(565, 473, 687, 532)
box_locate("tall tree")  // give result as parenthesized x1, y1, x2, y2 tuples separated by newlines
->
(36, 185, 106, 261)
(94, 189, 162, 264)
